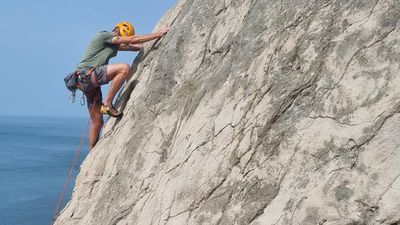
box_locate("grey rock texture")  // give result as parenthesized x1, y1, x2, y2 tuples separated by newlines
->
(55, 0, 400, 224)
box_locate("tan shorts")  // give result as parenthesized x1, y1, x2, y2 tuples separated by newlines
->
(93, 65, 109, 85)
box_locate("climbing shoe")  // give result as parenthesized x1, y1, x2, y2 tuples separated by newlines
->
(100, 104, 123, 118)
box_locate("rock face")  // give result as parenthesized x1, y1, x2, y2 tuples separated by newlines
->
(55, 0, 400, 224)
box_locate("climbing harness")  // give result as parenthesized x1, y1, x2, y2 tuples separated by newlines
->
(64, 68, 96, 104)
(50, 100, 96, 225)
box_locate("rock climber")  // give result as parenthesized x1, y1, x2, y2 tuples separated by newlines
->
(66, 21, 169, 149)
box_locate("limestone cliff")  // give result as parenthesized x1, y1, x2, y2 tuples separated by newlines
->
(56, 0, 400, 224)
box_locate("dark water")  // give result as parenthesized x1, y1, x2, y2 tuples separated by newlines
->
(0, 116, 90, 225)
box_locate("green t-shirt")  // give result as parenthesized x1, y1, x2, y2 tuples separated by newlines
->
(77, 31, 118, 70)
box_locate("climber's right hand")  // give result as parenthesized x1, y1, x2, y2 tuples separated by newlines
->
(159, 26, 170, 36)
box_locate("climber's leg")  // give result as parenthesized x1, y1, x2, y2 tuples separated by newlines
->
(104, 64, 131, 107)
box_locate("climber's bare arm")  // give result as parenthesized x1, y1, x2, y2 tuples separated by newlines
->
(118, 43, 143, 51)
(112, 26, 170, 45)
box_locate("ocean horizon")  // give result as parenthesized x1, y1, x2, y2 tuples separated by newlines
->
(0, 115, 90, 225)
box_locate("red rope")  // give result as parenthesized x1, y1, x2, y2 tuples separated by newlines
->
(50, 100, 96, 225)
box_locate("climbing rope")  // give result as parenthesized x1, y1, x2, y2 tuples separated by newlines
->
(50, 34, 164, 224)
(50, 100, 96, 225)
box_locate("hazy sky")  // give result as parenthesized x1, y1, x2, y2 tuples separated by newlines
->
(0, 0, 177, 117)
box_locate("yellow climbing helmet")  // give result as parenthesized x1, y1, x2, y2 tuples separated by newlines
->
(115, 21, 135, 37)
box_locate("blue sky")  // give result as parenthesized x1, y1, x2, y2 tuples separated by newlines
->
(0, 0, 177, 117)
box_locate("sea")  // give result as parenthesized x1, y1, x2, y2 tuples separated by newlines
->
(0, 116, 90, 225)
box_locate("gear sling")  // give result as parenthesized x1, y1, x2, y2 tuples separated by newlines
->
(64, 68, 100, 104)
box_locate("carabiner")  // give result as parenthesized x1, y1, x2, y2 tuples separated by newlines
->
(69, 91, 76, 104)
(80, 94, 85, 106)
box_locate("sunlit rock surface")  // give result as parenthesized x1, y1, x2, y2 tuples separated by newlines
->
(56, 0, 400, 224)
